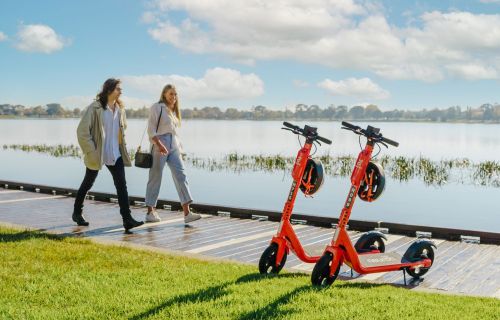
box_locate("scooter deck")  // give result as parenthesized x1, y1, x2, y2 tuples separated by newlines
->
(358, 252, 402, 267)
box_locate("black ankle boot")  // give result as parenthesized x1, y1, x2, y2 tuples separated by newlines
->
(72, 212, 89, 226)
(123, 216, 144, 231)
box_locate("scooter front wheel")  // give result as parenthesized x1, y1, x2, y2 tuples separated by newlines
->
(311, 252, 340, 287)
(258, 243, 287, 274)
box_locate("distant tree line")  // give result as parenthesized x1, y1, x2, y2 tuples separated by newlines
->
(2, 103, 500, 122)
(0, 103, 81, 118)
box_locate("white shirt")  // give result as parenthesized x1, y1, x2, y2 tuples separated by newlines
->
(147, 102, 179, 139)
(103, 105, 121, 165)
(147, 102, 183, 152)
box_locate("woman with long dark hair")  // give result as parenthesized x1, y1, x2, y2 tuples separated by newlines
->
(72, 78, 143, 231)
(144, 84, 201, 224)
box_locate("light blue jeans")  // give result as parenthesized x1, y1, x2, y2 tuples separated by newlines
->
(145, 133, 193, 206)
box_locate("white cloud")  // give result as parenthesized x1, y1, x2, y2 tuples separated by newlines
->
(0, 32, 7, 41)
(446, 63, 498, 80)
(293, 80, 309, 88)
(145, 1, 500, 81)
(318, 77, 390, 100)
(141, 11, 158, 24)
(122, 67, 264, 102)
(15, 24, 68, 53)
(60, 96, 94, 109)
(121, 96, 154, 109)
(61, 95, 152, 110)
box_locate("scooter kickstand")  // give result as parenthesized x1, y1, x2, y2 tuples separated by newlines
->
(403, 269, 407, 286)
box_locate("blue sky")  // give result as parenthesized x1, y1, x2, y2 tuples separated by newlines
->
(1, 0, 500, 110)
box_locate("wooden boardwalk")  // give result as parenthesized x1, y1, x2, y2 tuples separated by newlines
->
(1, 187, 499, 299)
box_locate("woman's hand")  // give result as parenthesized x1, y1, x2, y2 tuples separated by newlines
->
(153, 136, 168, 155)
(157, 142, 168, 155)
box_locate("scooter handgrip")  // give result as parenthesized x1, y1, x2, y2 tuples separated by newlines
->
(341, 121, 359, 130)
(317, 136, 332, 145)
(283, 121, 298, 130)
(382, 136, 399, 147)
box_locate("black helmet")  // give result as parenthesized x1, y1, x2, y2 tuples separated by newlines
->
(358, 161, 385, 202)
(300, 159, 324, 195)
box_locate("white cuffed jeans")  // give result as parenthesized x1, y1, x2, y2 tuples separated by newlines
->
(145, 133, 193, 207)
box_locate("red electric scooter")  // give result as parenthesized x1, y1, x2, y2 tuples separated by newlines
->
(311, 121, 436, 286)
(259, 121, 332, 274)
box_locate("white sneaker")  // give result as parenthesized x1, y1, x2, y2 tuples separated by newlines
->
(184, 212, 201, 224)
(145, 211, 161, 223)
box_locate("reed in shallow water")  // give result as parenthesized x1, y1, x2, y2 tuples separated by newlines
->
(3, 144, 500, 187)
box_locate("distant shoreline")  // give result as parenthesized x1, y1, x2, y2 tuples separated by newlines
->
(0, 115, 499, 124)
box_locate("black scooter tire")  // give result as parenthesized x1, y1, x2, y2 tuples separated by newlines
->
(405, 243, 435, 278)
(311, 253, 340, 287)
(258, 243, 287, 274)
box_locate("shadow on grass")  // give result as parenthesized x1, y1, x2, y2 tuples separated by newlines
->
(128, 272, 308, 320)
(0, 230, 63, 243)
(330, 279, 423, 291)
(237, 280, 406, 319)
(237, 285, 317, 320)
(129, 283, 230, 320)
(332, 281, 388, 290)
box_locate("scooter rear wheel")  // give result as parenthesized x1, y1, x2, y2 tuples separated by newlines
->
(258, 243, 287, 274)
(405, 244, 435, 278)
(311, 252, 340, 287)
(355, 235, 386, 253)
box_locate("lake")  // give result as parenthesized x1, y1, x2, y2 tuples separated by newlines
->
(0, 119, 499, 232)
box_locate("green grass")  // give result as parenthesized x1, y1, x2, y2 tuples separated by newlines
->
(0, 226, 498, 319)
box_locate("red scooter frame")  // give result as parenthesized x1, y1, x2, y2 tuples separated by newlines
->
(259, 122, 332, 274)
(311, 122, 436, 286)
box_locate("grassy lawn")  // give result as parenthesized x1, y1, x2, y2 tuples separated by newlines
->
(0, 226, 498, 319)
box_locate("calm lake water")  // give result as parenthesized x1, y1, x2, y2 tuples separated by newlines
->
(0, 119, 499, 232)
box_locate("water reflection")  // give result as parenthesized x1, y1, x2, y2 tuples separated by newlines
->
(1, 119, 500, 161)
(2, 119, 500, 232)
(5, 144, 500, 187)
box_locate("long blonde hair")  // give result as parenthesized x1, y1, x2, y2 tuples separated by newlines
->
(159, 84, 181, 124)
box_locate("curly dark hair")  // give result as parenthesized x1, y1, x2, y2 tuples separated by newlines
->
(96, 78, 123, 109)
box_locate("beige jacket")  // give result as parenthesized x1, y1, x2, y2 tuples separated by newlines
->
(77, 101, 132, 170)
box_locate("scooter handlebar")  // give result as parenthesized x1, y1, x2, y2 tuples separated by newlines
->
(341, 121, 399, 147)
(282, 122, 332, 145)
(283, 121, 300, 131)
(341, 121, 360, 131)
(381, 136, 399, 147)
(317, 136, 332, 145)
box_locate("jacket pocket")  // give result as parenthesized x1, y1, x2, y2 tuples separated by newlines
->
(86, 150, 100, 167)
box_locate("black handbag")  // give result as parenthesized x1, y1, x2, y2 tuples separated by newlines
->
(134, 106, 162, 168)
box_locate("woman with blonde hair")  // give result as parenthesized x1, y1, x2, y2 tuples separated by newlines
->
(73, 78, 143, 231)
(144, 84, 201, 223)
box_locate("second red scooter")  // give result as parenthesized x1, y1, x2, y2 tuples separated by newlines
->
(311, 122, 436, 286)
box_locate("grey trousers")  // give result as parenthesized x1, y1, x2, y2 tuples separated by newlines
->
(145, 133, 193, 207)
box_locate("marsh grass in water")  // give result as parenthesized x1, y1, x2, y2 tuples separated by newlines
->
(4, 144, 500, 187)
(3, 144, 82, 158)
